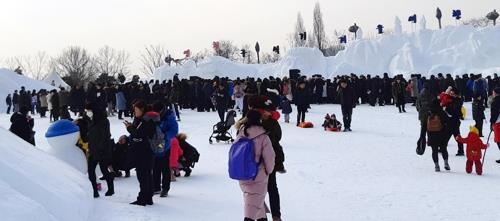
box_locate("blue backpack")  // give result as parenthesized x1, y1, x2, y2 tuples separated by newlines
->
(228, 132, 267, 181)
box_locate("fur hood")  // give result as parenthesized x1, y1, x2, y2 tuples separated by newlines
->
(177, 133, 187, 142)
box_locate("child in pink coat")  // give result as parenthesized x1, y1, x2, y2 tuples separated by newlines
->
(169, 137, 183, 181)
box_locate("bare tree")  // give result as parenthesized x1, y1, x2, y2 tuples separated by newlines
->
(240, 44, 256, 64)
(313, 2, 327, 53)
(292, 12, 307, 47)
(261, 52, 280, 64)
(139, 44, 168, 77)
(29, 51, 51, 80)
(192, 49, 211, 66)
(2, 56, 24, 71)
(215, 40, 239, 61)
(95, 45, 131, 77)
(54, 46, 96, 87)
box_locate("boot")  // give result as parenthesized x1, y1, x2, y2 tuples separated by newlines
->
(125, 170, 130, 177)
(105, 179, 114, 196)
(444, 161, 450, 171)
(434, 163, 440, 172)
(456, 143, 465, 156)
(130, 201, 146, 206)
(160, 189, 168, 198)
(184, 167, 192, 177)
(93, 190, 100, 198)
(114, 171, 123, 178)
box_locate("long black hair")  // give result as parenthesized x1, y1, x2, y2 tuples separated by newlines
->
(243, 109, 262, 137)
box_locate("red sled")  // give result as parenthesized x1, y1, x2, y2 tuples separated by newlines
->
(299, 122, 314, 128)
(327, 128, 340, 132)
(494, 123, 500, 143)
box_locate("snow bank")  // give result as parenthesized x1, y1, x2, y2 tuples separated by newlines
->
(155, 25, 500, 80)
(0, 126, 91, 221)
(0, 68, 56, 110)
(44, 72, 71, 90)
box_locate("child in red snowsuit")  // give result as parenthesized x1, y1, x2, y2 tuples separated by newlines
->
(456, 126, 488, 175)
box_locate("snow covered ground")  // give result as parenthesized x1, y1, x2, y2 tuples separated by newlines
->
(1, 102, 500, 221)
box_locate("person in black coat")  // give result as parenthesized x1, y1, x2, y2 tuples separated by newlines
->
(490, 87, 500, 163)
(125, 100, 156, 206)
(472, 93, 485, 137)
(6, 94, 12, 114)
(50, 90, 60, 122)
(85, 104, 114, 198)
(294, 81, 309, 126)
(12, 90, 19, 113)
(392, 77, 407, 113)
(214, 83, 229, 122)
(9, 106, 35, 145)
(112, 135, 131, 178)
(427, 99, 450, 172)
(443, 87, 465, 156)
(337, 80, 356, 131)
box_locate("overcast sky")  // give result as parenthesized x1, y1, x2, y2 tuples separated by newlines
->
(0, 0, 498, 74)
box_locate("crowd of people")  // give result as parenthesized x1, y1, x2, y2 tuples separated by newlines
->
(4, 71, 500, 221)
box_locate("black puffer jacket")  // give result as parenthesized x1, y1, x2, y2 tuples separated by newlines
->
(127, 115, 155, 169)
(294, 88, 310, 111)
(262, 119, 285, 172)
(87, 110, 112, 161)
(10, 112, 35, 145)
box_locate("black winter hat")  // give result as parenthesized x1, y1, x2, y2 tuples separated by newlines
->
(248, 95, 276, 111)
(494, 87, 500, 94)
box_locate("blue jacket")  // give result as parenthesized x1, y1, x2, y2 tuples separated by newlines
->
(115, 92, 127, 111)
(158, 109, 179, 157)
(280, 98, 292, 114)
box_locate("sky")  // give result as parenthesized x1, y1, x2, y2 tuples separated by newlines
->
(0, 0, 498, 74)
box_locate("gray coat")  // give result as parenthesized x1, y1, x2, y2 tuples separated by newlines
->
(39, 94, 48, 108)
(416, 88, 433, 122)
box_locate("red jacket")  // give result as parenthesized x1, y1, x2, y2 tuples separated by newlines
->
(456, 132, 487, 161)
(439, 92, 453, 107)
(169, 137, 184, 168)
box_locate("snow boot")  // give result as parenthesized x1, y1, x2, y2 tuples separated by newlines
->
(130, 201, 146, 206)
(184, 168, 192, 177)
(93, 190, 99, 198)
(160, 189, 168, 198)
(434, 163, 440, 172)
(125, 170, 130, 177)
(105, 179, 114, 196)
(444, 161, 450, 171)
(496, 159, 500, 164)
(114, 171, 123, 178)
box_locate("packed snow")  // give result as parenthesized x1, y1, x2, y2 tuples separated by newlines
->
(1, 102, 500, 221)
(0, 126, 91, 221)
(155, 25, 500, 80)
(0, 68, 56, 110)
(43, 72, 71, 90)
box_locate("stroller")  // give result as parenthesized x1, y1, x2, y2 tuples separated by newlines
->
(209, 110, 237, 144)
